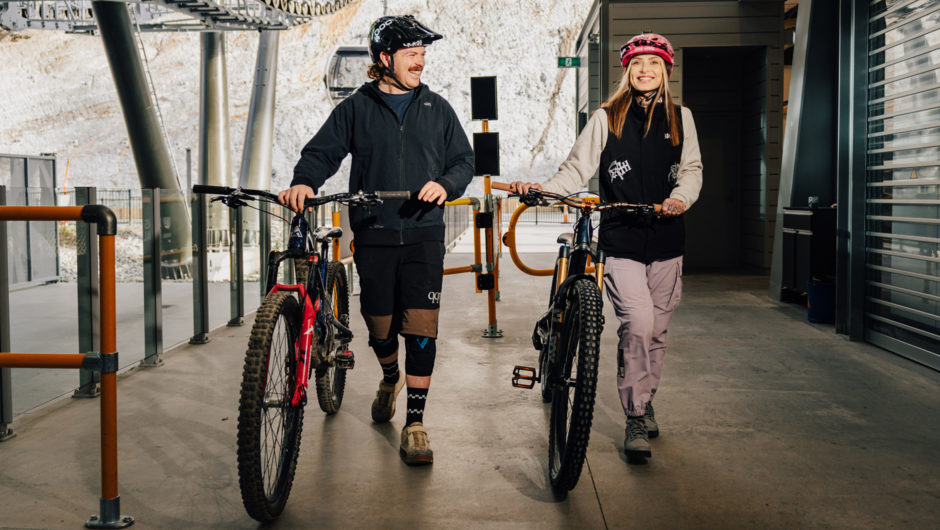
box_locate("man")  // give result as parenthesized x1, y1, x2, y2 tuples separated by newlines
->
(279, 15, 474, 465)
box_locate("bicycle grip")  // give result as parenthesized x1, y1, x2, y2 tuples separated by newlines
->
(192, 185, 233, 195)
(376, 191, 412, 200)
(490, 182, 515, 193)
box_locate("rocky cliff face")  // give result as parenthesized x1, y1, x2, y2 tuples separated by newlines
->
(0, 0, 592, 195)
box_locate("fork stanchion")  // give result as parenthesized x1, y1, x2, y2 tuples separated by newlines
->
(0, 204, 134, 528)
(332, 201, 341, 262)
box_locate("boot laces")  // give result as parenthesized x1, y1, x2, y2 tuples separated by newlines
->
(626, 418, 647, 440)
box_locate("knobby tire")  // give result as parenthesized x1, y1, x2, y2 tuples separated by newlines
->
(237, 292, 305, 522)
(315, 262, 349, 414)
(548, 278, 603, 491)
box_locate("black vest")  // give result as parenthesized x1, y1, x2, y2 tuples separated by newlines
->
(598, 101, 685, 263)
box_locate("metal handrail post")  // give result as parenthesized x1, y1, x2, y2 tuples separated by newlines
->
(190, 193, 210, 344)
(75, 187, 101, 397)
(0, 187, 14, 442)
(259, 198, 270, 303)
(141, 189, 164, 367)
(228, 205, 244, 326)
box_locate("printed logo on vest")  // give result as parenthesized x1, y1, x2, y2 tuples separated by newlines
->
(665, 133, 670, 139)
(668, 162, 680, 187)
(608, 158, 633, 182)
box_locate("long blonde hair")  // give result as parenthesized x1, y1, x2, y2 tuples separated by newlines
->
(605, 62, 681, 147)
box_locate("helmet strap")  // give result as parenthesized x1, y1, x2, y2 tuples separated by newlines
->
(382, 54, 412, 92)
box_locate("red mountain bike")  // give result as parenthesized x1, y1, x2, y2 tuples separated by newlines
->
(192, 185, 409, 521)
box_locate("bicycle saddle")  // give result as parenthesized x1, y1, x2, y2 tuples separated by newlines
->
(557, 233, 574, 245)
(314, 226, 343, 241)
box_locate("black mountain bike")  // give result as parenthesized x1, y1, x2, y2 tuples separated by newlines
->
(495, 183, 662, 490)
(192, 185, 409, 522)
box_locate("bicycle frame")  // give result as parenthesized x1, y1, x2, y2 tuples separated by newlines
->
(264, 211, 352, 407)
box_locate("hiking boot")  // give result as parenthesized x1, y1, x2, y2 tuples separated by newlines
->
(401, 422, 433, 465)
(624, 417, 651, 459)
(371, 371, 405, 423)
(643, 402, 659, 438)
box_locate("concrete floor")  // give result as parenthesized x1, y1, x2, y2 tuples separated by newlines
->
(1, 253, 939, 529)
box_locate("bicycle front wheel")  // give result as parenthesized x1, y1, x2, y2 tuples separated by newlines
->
(548, 278, 603, 491)
(237, 292, 305, 522)
(315, 262, 350, 414)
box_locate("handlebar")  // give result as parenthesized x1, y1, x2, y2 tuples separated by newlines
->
(191, 186, 412, 211)
(490, 182, 663, 215)
(375, 191, 412, 201)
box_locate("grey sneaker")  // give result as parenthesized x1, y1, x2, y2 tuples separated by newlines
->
(371, 371, 405, 423)
(643, 402, 659, 438)
(624, 417, 651, 458)
(400, 422, 433, 465)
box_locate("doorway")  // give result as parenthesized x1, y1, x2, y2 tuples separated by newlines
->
(681, 46, 768, 269)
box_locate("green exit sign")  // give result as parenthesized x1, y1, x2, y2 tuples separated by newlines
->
(558, 57, 580, 68)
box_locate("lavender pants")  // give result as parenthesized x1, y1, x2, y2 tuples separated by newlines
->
(603, 256, 683, 417)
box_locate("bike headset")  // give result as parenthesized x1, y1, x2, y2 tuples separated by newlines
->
(369, 15, 443, 93)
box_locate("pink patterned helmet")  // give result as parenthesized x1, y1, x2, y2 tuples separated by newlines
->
(620, 33, 675, 77)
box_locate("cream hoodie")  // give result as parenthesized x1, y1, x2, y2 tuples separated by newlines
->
(540, 107, 703, 210)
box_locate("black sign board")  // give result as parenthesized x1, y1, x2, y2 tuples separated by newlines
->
(470, 76, 498, 121)
(473, 132, 500, 176)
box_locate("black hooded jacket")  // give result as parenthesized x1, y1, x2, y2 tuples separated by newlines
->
(291, 81, 475, 246)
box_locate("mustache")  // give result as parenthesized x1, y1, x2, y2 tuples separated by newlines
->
(408, 66, 423, 73)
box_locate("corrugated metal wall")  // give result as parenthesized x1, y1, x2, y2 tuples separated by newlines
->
(865, 0, 940, 367)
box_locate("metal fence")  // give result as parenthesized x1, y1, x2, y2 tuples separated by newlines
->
(57, 188, 143, 224)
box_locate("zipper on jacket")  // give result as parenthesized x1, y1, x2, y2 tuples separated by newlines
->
(399, 124, 405, 245)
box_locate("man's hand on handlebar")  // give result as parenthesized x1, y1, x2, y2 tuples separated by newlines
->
(418, 181, 447, 205)
(662, 198, 685, 217)
(279, 184, 316, 213)
(508, 181, 543, 196)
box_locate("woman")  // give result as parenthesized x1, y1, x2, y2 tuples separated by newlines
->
(511, 33, 702, 460)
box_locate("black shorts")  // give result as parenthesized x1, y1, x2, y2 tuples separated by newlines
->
(353, 241, 445, 339)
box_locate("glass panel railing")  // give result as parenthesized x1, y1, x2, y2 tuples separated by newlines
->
(159, 189, 195, 350)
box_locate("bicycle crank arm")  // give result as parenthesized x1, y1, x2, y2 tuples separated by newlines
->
(512, 365, 538, 389)
(332, 317, 354, 341)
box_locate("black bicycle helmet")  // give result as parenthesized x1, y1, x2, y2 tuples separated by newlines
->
(368, 15, 443, 63)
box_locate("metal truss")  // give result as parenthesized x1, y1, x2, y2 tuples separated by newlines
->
(0, 0, 354, 33)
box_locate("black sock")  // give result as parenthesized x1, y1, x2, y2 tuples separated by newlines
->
(406, 387, 429, 425)
(381, 359, 400, 385)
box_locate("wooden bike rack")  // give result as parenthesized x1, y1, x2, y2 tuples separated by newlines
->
(0, 205, 134, 529)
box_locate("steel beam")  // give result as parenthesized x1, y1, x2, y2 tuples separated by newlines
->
(93, 1, 191, 280)
(768, 0, 839, 300)
(238, 30, 279, 245)
(200, 31, 233, 242)
(229, 205, 244, 327)
(834, 0, 868, 339)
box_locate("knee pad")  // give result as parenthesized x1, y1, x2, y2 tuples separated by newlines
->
(369, 335, 399, 359)
(403, 334, 436, 377)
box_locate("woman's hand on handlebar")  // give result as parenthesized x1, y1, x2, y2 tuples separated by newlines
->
(661, 198, 685, 217)
(508, 181, 543, 196)
(279, 184, 315, 213)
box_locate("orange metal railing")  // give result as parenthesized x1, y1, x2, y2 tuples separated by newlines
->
(0, 205, 133, 529)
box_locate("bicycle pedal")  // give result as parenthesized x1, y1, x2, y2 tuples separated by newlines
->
(512, 365, 537, 389)
(335, 350, 355, 369)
